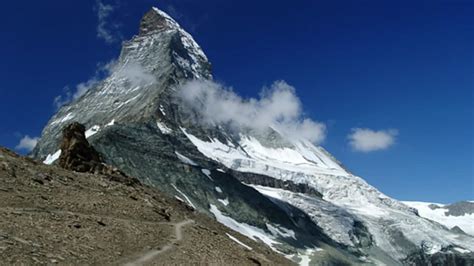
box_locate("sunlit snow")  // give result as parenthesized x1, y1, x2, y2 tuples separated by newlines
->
(85, 125, 100, 138)
(43, 149, 61, 165)
(226, 233, 252, 250)
(50, 112, 74, 125)
(172, 184, 196, 209)
(218, 198, 229, 206)
(175, 151, 197, 166)
(209, 204, 280, 249)
(157, 121, 172, 134)
(106, 119, 115, 126)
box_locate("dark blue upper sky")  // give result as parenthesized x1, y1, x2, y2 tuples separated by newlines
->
(0, 0, 472, 203)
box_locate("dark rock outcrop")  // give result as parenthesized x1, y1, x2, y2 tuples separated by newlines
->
(229, 170, 323, 198)
(140, 8, 171, 35)
(58, 122, 139, 186)
(58, 122, 103, 173)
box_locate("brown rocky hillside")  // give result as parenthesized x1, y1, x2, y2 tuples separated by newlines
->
(0, 145, 293, 265)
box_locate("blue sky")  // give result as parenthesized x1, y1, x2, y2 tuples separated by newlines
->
(0, 0, 472, 203)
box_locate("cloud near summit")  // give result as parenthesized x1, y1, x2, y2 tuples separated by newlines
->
(95, 0, 121, 44)
(54, 60, 154, 109)
(178, 80, 326, 144)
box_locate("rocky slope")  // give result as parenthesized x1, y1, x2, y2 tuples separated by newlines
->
(31, 7, 474, 265)
(0, 136, 292, 265)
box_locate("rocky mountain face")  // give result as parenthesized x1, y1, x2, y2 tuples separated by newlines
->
(32, 7, 474, 265)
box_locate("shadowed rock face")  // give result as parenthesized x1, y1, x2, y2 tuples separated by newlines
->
(228, 170, 323, 198)
(58, 122, 102, 173)
(140, 8, 171, 34)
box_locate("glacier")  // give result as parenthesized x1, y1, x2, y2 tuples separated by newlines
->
(181, 127, 474, 261)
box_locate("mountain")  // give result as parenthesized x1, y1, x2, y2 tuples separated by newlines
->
(32, 7, 474, 265)
(403, 201, 474, 236)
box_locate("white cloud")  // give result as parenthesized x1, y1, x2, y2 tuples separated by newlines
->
(53, 87, 72, 109)
(53, 79, 99, 110)
(54, 75, 103, 109)
(75, 78, 100, 99)
(113, 62, 156, 87)
(53, 60, 116, 109)
(348, 128, 398, 152)
(68, 60, 119, 100)
(53, 60, 155, 109)
(96, 0, 120, 44)
(15, 135, 39, 152)
(178, 80, 326, 144)
(53, 78, 100, 110)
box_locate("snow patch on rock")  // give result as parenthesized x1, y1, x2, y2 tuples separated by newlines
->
(51, 112, 75, 125)
(226, 233, 252, 250)
(43, 149, 61, 165)
(172, 184, 196, 209)
(201, 169, 212, 180)
(209, 204, 280, 250)
(218, 198, 229, 206)
(175, 151, 197, 166)
(157, 121, 172, 134)
(85, 125, 100, 138)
